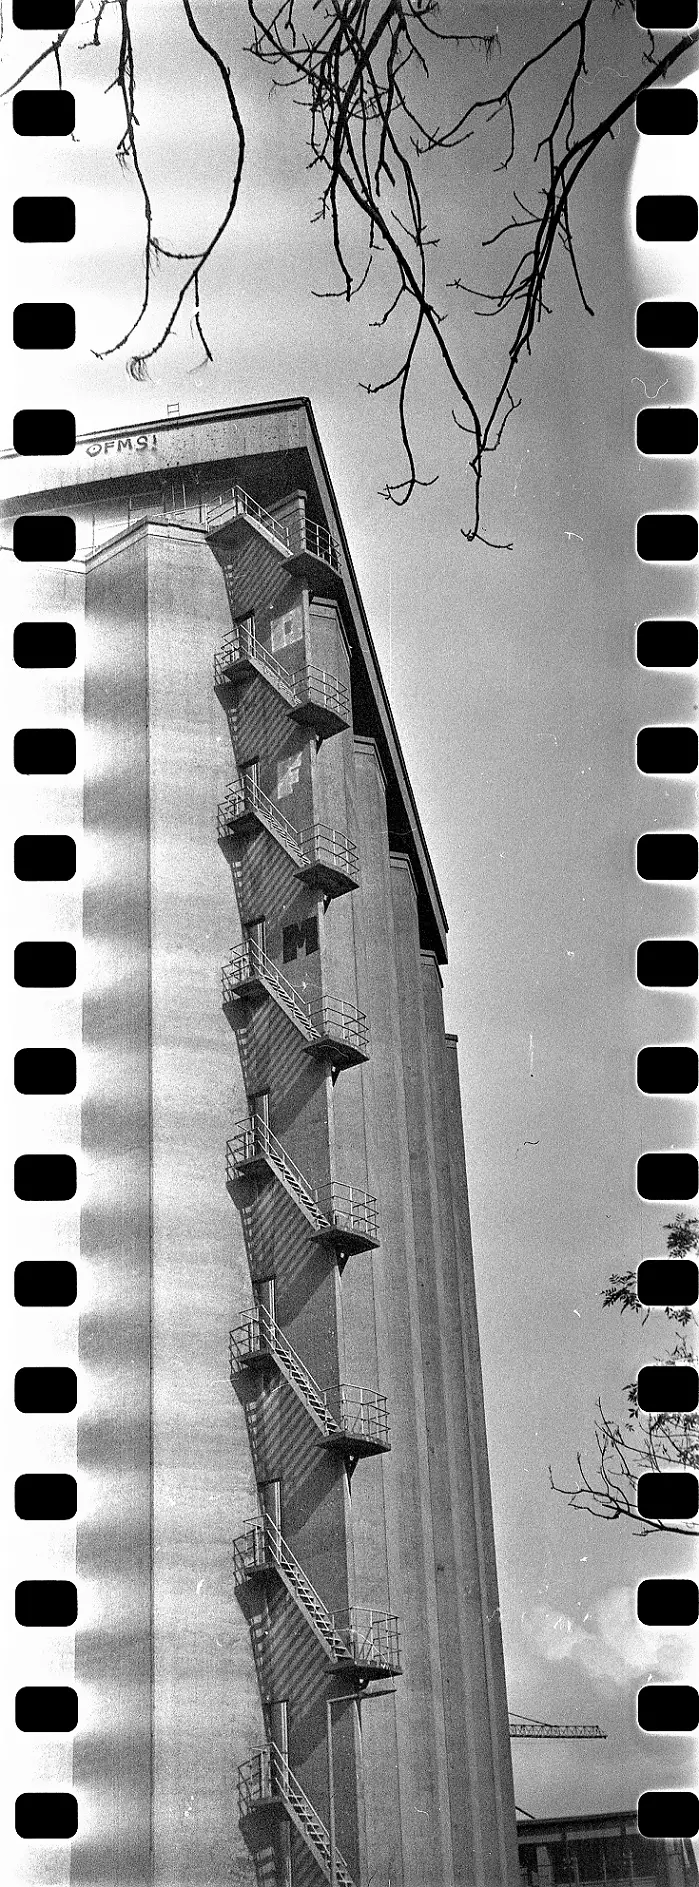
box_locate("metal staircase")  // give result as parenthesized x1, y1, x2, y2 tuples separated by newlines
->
(215, 620, 350, 737)
(218, 776, 307, 868)
(227, 1117, 379, 1253)
(215, 619, 298, 705)
(229, 1304, 390, 1457)
(218, 782, 359, 896)
(205, 482, 341, 574)
(222, 941, 369, 1067)
(235, 1512, 401, 1677)
(238, 1743, 356, 1887)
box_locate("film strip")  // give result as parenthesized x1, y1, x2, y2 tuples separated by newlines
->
(6, 0, 699, 1874)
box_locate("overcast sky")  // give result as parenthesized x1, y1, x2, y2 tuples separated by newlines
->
(4, 0, 698, 1823)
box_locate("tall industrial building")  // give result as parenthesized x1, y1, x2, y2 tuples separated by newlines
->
(5, 401, 519, 1887)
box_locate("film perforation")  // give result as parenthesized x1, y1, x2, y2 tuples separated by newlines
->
(13, 833, 77, 879)
(636, 1153, 699, 1200)
(13, 408, 76, 454)
(14, 1152, 77, 1200)
(636, 301, 698, 348)
(636, 938, 698, 985)
(15, 1579, 78, 1627)
(637, 1579, 699, 1626)
(14, 1260, 78, 1306)
(636, 724, 698, 770)
(15, 1685, 79, 1732)
(637, 1687, 699, 1734)
(12, 89, 76, 136)
(635, 194, 699, 241)
(637, 1364, 699, 1411)
(13, 621, 77, 666)
(13, 195, 75, 242)
(14, 1473, 77, 1520)
(636, 1045, 698, 1092)
(13, 302, 76, 348)
(14, 939, 77, 985)
(14, 1046, 77, 1093)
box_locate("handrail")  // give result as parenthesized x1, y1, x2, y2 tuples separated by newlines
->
(223, 940, 314, 1035)
(228, 1117, 378, 1244)
(214, 617, 296, 698)
(219, 776, 307, 865)
(239, 1514, 400, 1669)
(309, 997, 369, 1055)
(300, 667, 350, 719)
(230, 1303, 335, 1431)
(237, 1744, 356, 1887)
(205, 485, 291, 549)
(214, 619, 349, 723)
(228, 1115, 328, 1229)
(229, 1307, 390, 1446)
(204, 481, 341, 570)
(223, 943, 368, 1054)
(300, 823, 359, 878)
(316, 1180, 379, 1244)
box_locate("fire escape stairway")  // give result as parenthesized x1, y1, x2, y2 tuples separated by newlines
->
(230, 1305, 340, 1440)
(276, 1752, 356, 1887)
(224, 944, 368, 1067)
(224, 942, 319, 1043)
(239, 1744, 356, 1887)
(215, 623, 298, 708)
(229, 1118, 332, 1236)
(263, 1515, 357, 1667)
(221, 778, 308, 870)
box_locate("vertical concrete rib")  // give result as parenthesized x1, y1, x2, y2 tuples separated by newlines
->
(390, 855, 479, 1884)
(353, 745, 454, 1887)
(421, 958, 520, 1885)
(443, 1031, 521, 1887)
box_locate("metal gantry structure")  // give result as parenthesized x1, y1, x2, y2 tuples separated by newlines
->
(509, 1716, 606, 1740)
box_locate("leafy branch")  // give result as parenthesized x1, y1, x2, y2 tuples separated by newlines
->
(550, 1216, 698, 1538)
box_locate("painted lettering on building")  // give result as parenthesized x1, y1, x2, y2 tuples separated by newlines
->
(85, 433, 158, 457)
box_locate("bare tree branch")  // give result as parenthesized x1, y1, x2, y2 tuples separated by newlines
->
(551, 1216, 699, 1538)
(2, 0, 697, 541)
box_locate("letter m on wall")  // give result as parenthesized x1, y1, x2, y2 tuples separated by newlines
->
(282, 916, 319, 963)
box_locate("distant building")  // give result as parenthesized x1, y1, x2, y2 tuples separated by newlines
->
(518, 1812, 699, 1887)
(4, 401, 520, 1885)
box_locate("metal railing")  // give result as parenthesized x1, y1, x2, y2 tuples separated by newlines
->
(316, 1181, 379, 1247)
(297, 666, 350, 723)
(205, 485, 291, 550)
(229, 1305, 389, 1448)
(338, 1385, 389, 1449)
(227, 1118, 378, 1247)
(339, 1607, 402, 1672)
(309, 997, 369, 1059)
(227, 1115, 328, 1231)
(214, 626, 350, 730)
(222, 946, 368, 1057)
(299, 823, 359, 883)
(222, 940, 313, 1035)
(237, 1744, 356, 1887)
(236, 1513, 400, 1672)
(214, 617, 295, 701)
(217, 776, 306, 866)
(204, 482, 341, 571)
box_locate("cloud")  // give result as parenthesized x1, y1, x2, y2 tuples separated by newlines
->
(523, 1585, 697, 1691)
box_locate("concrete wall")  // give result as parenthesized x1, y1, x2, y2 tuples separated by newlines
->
(64, 480, 517, 1887)
(73, 521, 268, 1887)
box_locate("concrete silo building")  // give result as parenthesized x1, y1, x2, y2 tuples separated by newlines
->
(5, 401, 519, 1887)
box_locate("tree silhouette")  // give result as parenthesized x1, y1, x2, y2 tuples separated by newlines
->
(550, 1215, 699, 1539)
(3, 0, 697, 542)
